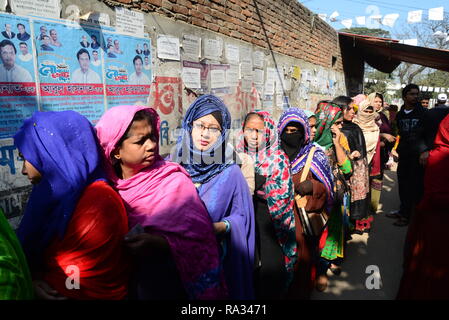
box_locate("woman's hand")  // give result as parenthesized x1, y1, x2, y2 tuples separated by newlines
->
(330, 124, 341, 144)
(350, 151, 361, 160)
(382, 133, 396, 143)
(33, 280, 67, 300)
(213, 222, 227, 235)
(124, 233, 169, 258)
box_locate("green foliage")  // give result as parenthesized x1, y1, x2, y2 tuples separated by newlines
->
(416, 70, 449, 98)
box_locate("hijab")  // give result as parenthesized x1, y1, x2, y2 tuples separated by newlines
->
(313, 102, 343, 150)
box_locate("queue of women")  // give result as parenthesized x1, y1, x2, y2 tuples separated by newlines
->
(1, 88, 446, 300)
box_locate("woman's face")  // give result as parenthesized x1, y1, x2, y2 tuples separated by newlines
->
(19, 152, 42, 185)
(191, 114, 222, 152)
(373, 97, 383, 111)
(113, 119, 157, 178)
(308, 116, 317, 141)
(243, 115, 265, 150)
(343, 104, 355, 122)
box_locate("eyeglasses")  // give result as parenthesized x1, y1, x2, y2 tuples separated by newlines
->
(192, 122, 221, 135)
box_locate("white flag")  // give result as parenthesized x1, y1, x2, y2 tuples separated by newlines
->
(407, 10, 422, 23)
(428, 87, 434, 92)
(422, 86, 428, 91)
(318, 13, 327, 21)
(371, 15, 383, 23)
(435, 87, 441, 93)
(341, 19, 353, 29)
(329, 11, 339, 22)
(403, 39, 418, 46)
(382, 13, 400, 28)
(429, 7, 444, 21)
(356, 16, 366, 25)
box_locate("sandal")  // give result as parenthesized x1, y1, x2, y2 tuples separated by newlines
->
(330, 265, 342, 276)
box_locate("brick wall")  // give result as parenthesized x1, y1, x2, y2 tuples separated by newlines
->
(102, 0, 343, 72)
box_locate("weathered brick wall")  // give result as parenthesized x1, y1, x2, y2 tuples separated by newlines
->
(103, 0, 343, 72)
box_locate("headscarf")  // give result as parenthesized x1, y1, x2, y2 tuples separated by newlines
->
(354, 93, 380, 164)
(278, 107, 334, 204)
(172, 94, 234, 184)
(303, 110, 316, 119)
(236, 111, 297, 283)
(313, 102, 343, 150)
(13, 111, 105, 269)
(95, 105, 226, 299)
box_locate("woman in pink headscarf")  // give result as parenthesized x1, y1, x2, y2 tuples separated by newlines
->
(95, 105, 227, 300)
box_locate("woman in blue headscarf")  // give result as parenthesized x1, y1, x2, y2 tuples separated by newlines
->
(172, 94, 255, 300)
(14, 111, 129, 300)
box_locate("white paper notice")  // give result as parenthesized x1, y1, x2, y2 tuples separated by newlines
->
(264, 81, 274, 95)
(242, 76, 253, 93)
(241, 61, 253, 76)
(240, 47, 252, 63)
(1, 0, 7, 11)
(157, 35, 180, 61)
(341, 19, 353, 29)
(276, 80, 284, 94)
(254, 69, 264, 85)
(225, 44, 239, 64)
(253, 51, 265, 69)
(210, 69, 225, 89)
(226, 65, 239, 87)
(266, 68, 276, 83)
(276, 94, 283, 108)
(204, 39, 222, 60)
(429, 7, 444, 21)
(182, 35, 201, 59)
(284, 78, 291, 91)
(382, 14, 399, 28)
(407, 10, 422, 23)
(115, 7, 144, 37)
(11, 0, 61, 18)
(356, 16, 366, 25)
(182, 67, 201, 89)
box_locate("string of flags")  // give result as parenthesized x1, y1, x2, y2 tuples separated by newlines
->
(364, 78, 449, 93)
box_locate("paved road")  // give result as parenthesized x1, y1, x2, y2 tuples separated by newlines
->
(311, 168, 408, 300)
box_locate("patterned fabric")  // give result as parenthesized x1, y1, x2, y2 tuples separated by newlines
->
(236, 111, 297, 282)
(172, 94, 234, 184)
(0, 208, 34, 300)
(313, 102, 343, 150)
(13, 111, 105, 270)
(277, 107, 334, 207)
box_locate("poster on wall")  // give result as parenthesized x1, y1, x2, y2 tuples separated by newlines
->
(10, 0, 61, 19)
(34, 19, 105, 124)
(0, 13, 38, 139)
(104, 31, 152, 108)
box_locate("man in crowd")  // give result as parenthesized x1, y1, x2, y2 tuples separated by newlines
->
(435, 93, 448, 108)
(387, 84, 427, 227)
(0, 40, 32, 82)
(419, 94, 430, 109)
(71, 48, 101, 84)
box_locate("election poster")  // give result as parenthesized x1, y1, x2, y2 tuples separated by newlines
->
(0, 13, 38, 139)
(34, 19, 106, 124)
(103, 31, 152, 108)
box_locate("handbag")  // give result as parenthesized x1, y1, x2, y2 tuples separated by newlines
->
(294, 147, 328, 237)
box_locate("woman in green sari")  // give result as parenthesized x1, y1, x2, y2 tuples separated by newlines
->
(0, 208, 34, 300)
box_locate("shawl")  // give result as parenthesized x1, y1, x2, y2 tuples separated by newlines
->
(95, 105, 226, 299)
(277, 107, 334, 204)
(313, 102, 343, 150)
(172, 94, 234, 184)
(354, 93, 380, 164)
(13, 111, 105, 269)
(236, 111, 297, 282)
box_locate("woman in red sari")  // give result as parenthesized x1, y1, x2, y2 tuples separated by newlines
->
(397, 114, 449, 299)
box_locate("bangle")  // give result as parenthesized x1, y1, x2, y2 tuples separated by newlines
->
(223, 220, 231, 233)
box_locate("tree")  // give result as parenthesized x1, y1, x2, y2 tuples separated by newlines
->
(339, 27, 391, 38)
(364, 70, 389, 95)
(416, 70, 449, 98)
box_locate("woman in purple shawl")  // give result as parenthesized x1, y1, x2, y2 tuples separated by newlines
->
(172, 94, 255, 300)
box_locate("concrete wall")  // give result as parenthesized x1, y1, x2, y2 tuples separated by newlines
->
(0, 0, 346, 226)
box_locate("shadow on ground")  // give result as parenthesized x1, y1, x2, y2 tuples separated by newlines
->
(311, 169, 408, 300)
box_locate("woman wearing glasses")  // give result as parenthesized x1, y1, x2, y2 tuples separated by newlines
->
(172, 94, 255, 300)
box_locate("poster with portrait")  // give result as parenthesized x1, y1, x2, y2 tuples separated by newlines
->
(0, 13, 38, 139)
(34, 19, 105, 124)
(103, 32, 152, 108)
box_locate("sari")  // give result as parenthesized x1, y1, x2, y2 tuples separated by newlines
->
(95, 105, 227, 300)
(236, 111, 297, 286)
(0, 208, 34, 300)
(397, 114, 449, 299)
(173, 95, 255, 300)
(14, 110, 129, 299)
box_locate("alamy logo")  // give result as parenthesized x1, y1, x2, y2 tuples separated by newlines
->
(365, 265, 382, 290)
(65, 265, 80, 290)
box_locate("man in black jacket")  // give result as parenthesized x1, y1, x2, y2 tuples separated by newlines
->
(390, 84, 427, 226)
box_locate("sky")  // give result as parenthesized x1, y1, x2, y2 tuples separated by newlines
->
(299, 0, 448, 40)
